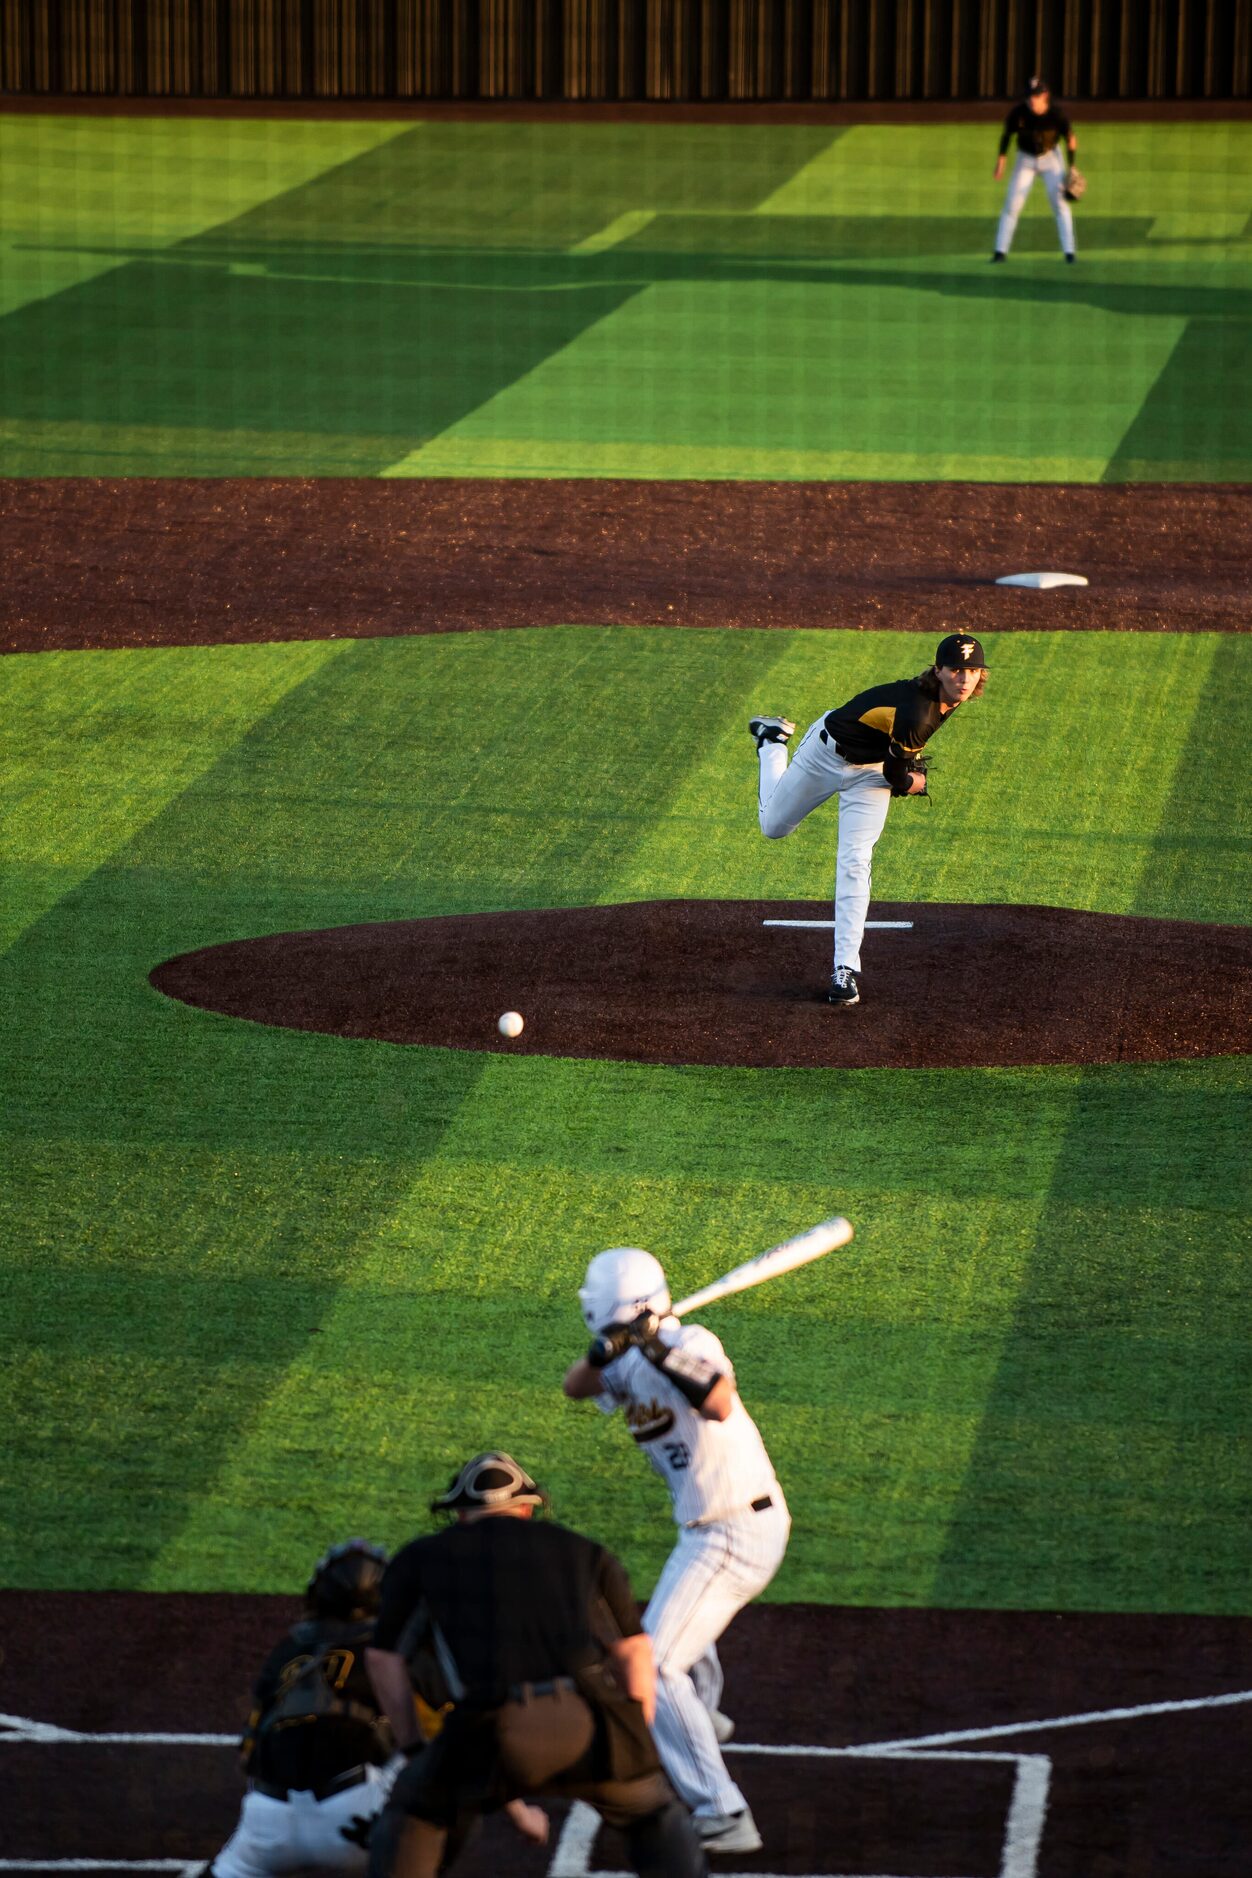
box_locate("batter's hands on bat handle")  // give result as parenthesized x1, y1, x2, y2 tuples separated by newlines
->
(587, 1322, 634, 1368)
(625, 1308, 662, 1348)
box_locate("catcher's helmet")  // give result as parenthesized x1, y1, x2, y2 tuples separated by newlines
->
(431, 1451, 549, 1515)
(305, 1539, 388, 1619)
(579, 1247, 672, 1332)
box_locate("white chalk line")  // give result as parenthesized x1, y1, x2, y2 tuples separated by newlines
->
(552, 1748, 1050, 1878)
(844, 1685, 1252, 1753)
(0, 1865, 198, 1873)
(7, 1689, 1249, 1878)
(762, 920, 914, 930)
(3, 1683, 1245, 1751)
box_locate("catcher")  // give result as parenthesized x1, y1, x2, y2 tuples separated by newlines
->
(991, 76, 1082, 261)
(749, 633, 988, 1006)
(205, 1540, 398, 1878)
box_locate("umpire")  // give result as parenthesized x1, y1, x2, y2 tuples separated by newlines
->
(365, 1450, 705, 1878)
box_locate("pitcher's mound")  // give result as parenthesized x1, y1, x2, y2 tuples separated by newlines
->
(150, 900, 1251, 1069)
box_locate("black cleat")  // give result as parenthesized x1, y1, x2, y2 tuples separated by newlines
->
(828, 966, 860, 1006)
(1065, 251, 1076, 263)
(990, 251, 1007, 263)
(749, 715, 795, 751)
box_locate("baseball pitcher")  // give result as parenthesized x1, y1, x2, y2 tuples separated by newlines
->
(564, 1248, 790, 1856)
(750, 631, 988, 1006)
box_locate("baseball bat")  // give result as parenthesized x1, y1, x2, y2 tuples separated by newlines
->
(670, 1216, 854, 1318)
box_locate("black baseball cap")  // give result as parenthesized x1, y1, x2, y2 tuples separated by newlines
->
(936, 633, 986, 669)
(1026, 75, 1051, 95)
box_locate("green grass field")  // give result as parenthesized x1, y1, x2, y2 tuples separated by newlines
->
(0, 113, 1249, 1618)
(2, 628, 1248, 1610)
(3, 114, 1252, 479)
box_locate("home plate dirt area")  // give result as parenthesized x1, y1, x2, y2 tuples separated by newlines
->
(149, 899, 1252, 1070)
(3, 1596, 1250, 1878)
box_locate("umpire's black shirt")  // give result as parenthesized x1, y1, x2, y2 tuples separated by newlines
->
(374, 1518, 639, 1706)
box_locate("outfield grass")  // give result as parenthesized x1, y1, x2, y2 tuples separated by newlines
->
(2, 116, 1251, 479)
(2, 627, 1248, 1611)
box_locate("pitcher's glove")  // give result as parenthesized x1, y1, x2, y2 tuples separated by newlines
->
(883, 752, 929, 798)
(1064, 167, 1086, 201)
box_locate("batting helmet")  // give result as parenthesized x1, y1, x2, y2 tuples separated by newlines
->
(305, 1539, 388, 1619)
(431, 1451, 549, 1516)
(578, 1247, 672, 1332)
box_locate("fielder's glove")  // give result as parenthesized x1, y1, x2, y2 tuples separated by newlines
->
(1064, 167, 1086, 202)
(883, 752, 930, 798)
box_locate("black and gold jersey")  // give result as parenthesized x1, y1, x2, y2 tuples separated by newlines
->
(824, 678, 954, 765)
(999, 102, 1072, 158)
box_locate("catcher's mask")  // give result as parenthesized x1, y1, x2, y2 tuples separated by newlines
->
(431, 1451, 549, 1516)
(579, 1247, 672, 1332)
(305, 1539, 389, 1619)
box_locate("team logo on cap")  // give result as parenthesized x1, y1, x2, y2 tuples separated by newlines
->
(959, 640, 976, 659)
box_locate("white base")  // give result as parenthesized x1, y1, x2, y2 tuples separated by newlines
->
(995, 571, 1089, 590)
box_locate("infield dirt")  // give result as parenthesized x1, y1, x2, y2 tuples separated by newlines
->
(4, 1593, 1250, 1878)
(4, 477, 1249, 652)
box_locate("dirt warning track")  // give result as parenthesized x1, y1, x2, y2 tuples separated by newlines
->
(5, 478, 1249, 652)
(149, 899, 1252, 1070)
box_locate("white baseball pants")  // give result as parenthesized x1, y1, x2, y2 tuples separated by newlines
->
(644, 1496, 790, 1818)
(757, 717, 892, 974)
(211, 1765, 393, 1877)
(996, 150, 1075, 255)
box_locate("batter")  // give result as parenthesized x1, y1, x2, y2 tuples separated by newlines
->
(992, 76, 1079, 261)
(750, 632, 987, 1006)
(564, 1248, 789, 1855)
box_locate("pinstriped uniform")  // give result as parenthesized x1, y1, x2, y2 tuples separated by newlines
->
(596, 1320, 790, 1818)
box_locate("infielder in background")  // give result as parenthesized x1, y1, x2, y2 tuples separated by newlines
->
(992, 76, 1078, 261)
(205, 1541, 396, 1878)
(564, 1249, 790, 1856)
(749, 632, 987, 1006)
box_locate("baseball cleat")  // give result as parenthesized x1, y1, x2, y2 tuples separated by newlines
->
(749, 715, 795, 751)
(710, 1708, 735, 1744)
(828, 966, 860, 1006)
(1065, 252, 1076, 263)
(990, 251, 1007, 262)
(694, 1810, 763, 1855)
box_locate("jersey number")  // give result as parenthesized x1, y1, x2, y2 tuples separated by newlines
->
(661, 1440, 691, 1470)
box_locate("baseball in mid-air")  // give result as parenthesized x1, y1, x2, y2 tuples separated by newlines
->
(497, 1011, 525, 1038)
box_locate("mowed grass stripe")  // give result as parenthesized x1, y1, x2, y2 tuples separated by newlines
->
(927, 644, 1250, 1613)
(0, 114, 410, 321)
(2, 628, 802, 1587)
(0, 642, 343, 956)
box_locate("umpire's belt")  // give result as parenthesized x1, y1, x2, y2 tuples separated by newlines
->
(505, 1676, 577, 1704)
(253, 1764, 372, 1803)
